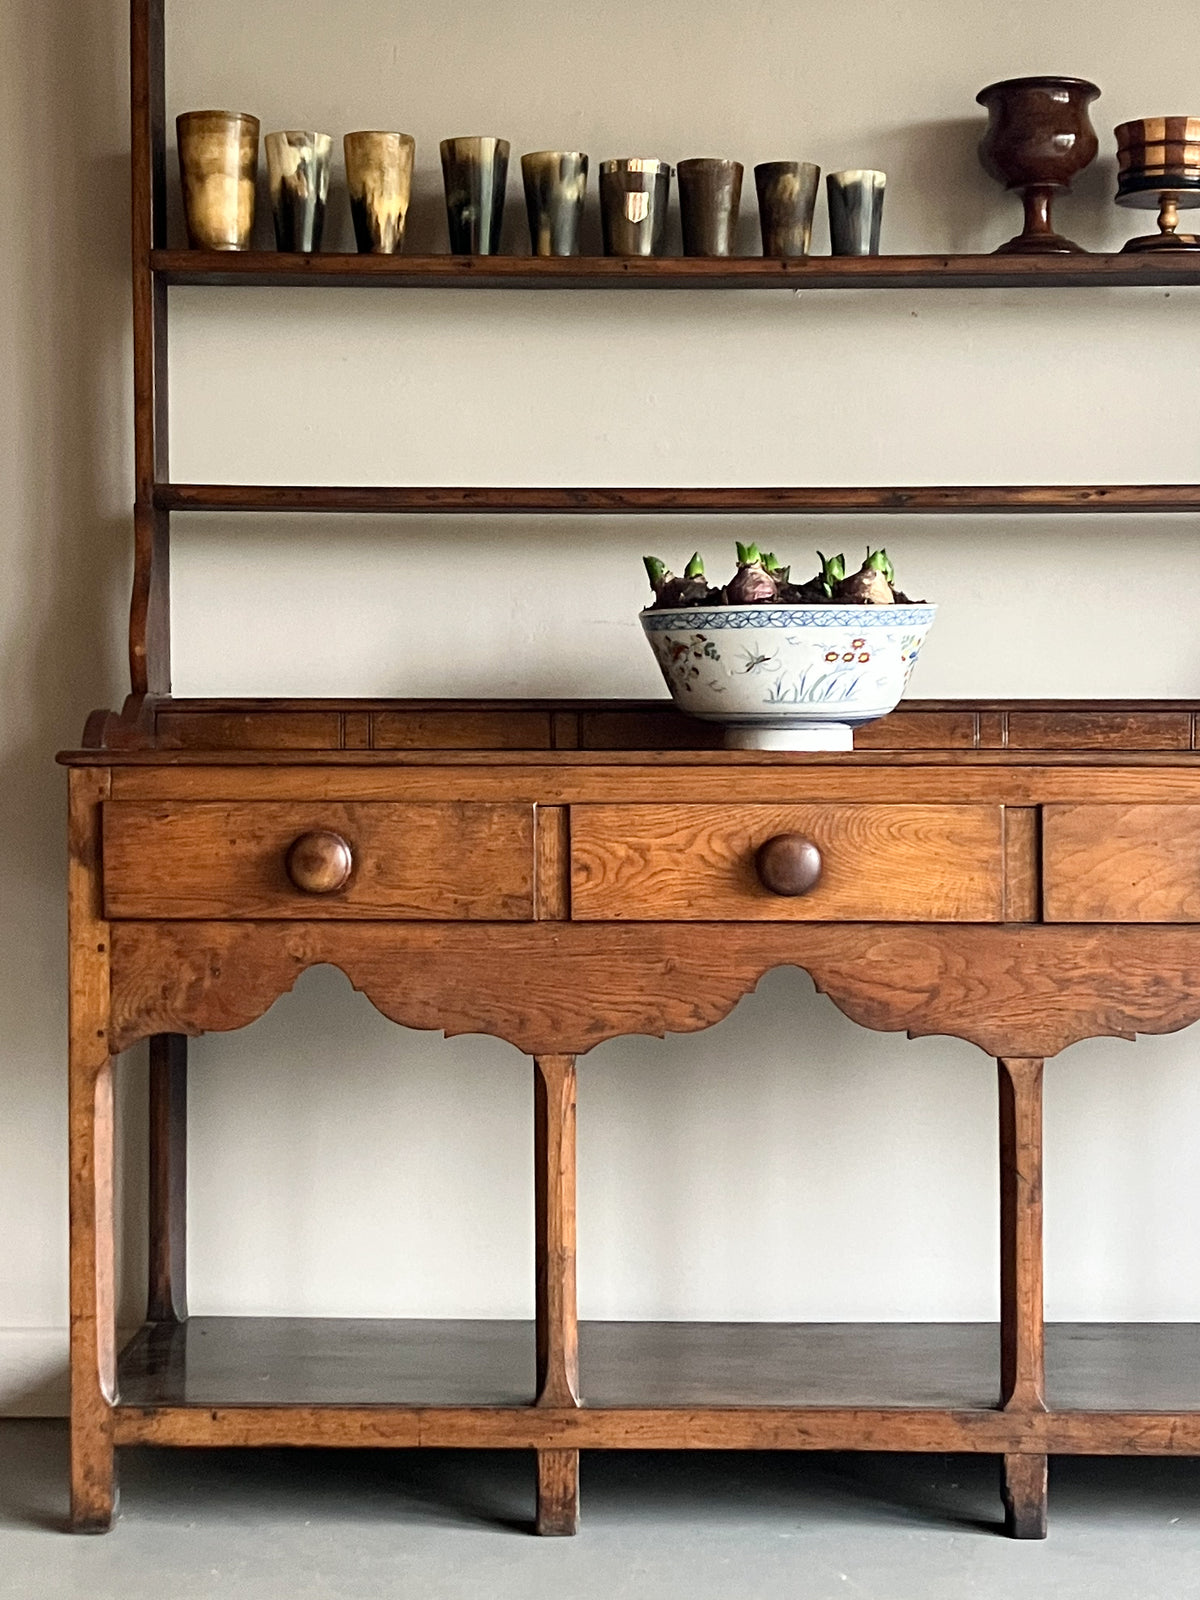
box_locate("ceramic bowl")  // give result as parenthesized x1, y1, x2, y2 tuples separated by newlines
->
(641, 602, 936, 750)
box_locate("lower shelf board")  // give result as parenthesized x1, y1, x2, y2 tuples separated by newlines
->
(115, 1317, 1200, 1413)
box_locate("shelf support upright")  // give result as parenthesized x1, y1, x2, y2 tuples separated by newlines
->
(147, 1034, 188, 1322)
(533, 1052, 581, 1534)
(130, 0, 171, 701)
(131, 0, 189, 1327)
(997, 1055, 1048, 1538)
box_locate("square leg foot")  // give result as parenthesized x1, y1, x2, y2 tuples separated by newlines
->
(535, 1448, 580, 1536)
(1001, 1452, 1047, 1539)
(70, 1483, 119, 1535)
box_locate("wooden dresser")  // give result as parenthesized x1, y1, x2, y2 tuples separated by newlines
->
(62, 694, 1200, 1539)
(62, 0, 1200, 1544)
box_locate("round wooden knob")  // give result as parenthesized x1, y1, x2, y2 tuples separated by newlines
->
(755, 834, 823, 897)
(285, 831, 353, 894)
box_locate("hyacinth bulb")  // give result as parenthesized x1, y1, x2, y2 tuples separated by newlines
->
(837, 548, 896, 605)
(725, 542, 779, 605)
(643, 545, 915, 609)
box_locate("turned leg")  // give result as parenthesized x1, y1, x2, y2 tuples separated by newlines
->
(147, 1033, 188, 1322)
(997, 1056, 1048, 1539)
(533, 1054, 580, 1535)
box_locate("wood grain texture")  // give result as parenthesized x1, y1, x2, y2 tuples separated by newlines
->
(146, 1034, 187, 1323)
(1044, 803, 1200, 921)
(1001, 1453, 1048, 1539)
(100, 696, 1200, 755)
(536, 1450, 579, 1536)
(150, 249, 1200, 291)
(113, 1402, 1200, 1453)
(91, 759, 1200, 812)
(535, 807, 570, 920)
(979, 711, 1007, 749)
(534, 1056, 579, 1409)
(373, 710, 554, 750)
(156, 707, 553, 752)
(156, 482, 1200, 516)
(1006, 711, 1193, 751)
(854, 711, 981, 750)
(343, 712, 371, 749)
(1002, 808, 1040, 922)
(998, 1059, 1045, 1412)
(110, 1402, 1200, 1452)
(157, 711, 343, 750)
(106, 920, 1200, 1059)
(80, 697, 1200, 758)
(102, 801, 535, 920)
(571, 804, 1006, 922)
(67, 768, 117, 1531)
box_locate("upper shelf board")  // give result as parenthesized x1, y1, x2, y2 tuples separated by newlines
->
(151, 251, 1200, 291)
(158, 484, 1200, 514)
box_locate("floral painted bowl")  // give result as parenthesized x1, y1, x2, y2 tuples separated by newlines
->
(641, 602, 936, 750)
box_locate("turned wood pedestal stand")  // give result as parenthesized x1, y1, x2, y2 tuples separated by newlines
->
(62, 0, 1200, 1543)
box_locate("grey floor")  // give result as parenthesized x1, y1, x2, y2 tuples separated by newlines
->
(3, 1423, 1200, 1599)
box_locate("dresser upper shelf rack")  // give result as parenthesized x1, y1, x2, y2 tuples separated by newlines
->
(152, 251, 1200, 291)
(156, 252, 1200, 519)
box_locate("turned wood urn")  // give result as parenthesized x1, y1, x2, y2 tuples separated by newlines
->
(1115, 117, 1200, 250)
(976, 76, 1100, 253)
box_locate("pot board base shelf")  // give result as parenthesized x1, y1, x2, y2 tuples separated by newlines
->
(116, 1317, 1200, 1419)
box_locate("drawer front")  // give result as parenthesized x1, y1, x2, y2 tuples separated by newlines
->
(103, 801, 535, 920)
(1044, 803, 1200, 922)
(571, 803, 1006, 922)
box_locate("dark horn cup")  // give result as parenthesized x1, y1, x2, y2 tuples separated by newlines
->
(677, 158, 743, 257)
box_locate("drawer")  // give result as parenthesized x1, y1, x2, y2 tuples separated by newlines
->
(570, 804, 1007, 922)
(1044, 803, 1200, 922)
(102, 801, 535, 920)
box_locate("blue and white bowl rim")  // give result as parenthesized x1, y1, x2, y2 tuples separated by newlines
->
(641, 603, 936, 632)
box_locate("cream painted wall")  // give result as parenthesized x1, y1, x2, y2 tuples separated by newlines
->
(5, 0, 1200, 1412)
